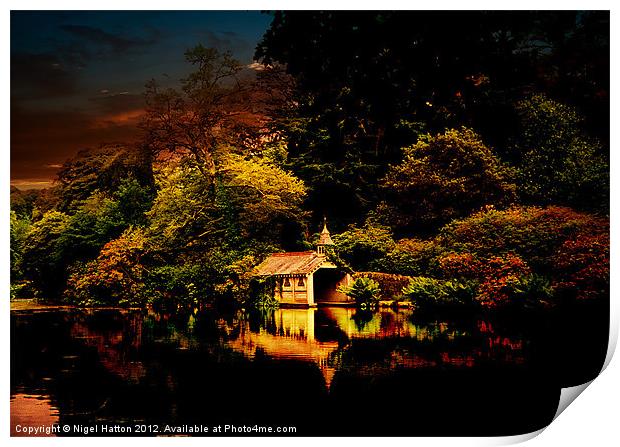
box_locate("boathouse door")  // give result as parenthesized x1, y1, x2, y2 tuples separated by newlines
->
(313, 268, 350, 303)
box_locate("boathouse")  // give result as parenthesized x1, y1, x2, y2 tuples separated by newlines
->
(255, 219, 353, 307)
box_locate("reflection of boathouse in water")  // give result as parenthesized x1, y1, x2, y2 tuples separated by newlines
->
(255, 219, 353, 307)
(229, 308, 358, 387)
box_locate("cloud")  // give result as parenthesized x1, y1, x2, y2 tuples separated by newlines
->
(60, 24, 160, 55)
(91, 109, 145, 128)
(10, 179, 55, 190)
(195, 30, 253, 61)
(89, 91, 144, 115)
(11, 103, 142, 183)
(247, 61, 267, 71)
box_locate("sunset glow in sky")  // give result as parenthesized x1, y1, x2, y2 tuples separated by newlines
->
(11, 11, 272, 189)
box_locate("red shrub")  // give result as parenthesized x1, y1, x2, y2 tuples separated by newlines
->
(552, 233, 609, 300)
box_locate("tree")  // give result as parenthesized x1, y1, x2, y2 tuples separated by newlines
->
(221, 154, 307, 242)
(141, 45, 264, 188)
(10, 210, 30, 281)
(64, 228, 149, 306)
(21, 210, 71, 298)
(10, 186, 40, 219)
(332, 220, 396, 271)
(255, 11, 609, 222)
(381, 128, 517, 232)
(55, 143, 154, 212)
(511, 94, 608, 211)
(147, 153, 307, 253)
(146, 161, 221, 253)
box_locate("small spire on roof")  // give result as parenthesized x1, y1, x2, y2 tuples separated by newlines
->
(318, 216, 334, 247)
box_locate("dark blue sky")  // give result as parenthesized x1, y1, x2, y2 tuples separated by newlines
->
(11, 11, 273, 188)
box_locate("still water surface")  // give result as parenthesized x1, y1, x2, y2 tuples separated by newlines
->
(11, 306, 564, 436)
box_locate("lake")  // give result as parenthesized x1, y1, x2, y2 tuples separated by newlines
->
(10, 304, 607, 436)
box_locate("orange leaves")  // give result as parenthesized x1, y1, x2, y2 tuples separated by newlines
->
(438, 252, 479, 279)
(437, 251, 532, 308)
(552, 233, 610, 300)
(64, 228, 148, 306)
(475, 255, 531, 308)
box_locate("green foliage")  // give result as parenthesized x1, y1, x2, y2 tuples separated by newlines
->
(508, 274, 554, 310)
(18, 177, 154, 300)
(10, 186, 40, 219)
(338, 277, 381, 308)
(333, 220, 396, 271)
(260, 140, 289, 167)
(147, 154, 306, 253)
(377, 238, 444, 277)
(56, 144, 153, 212)
(382, 128, 517, 231)
(246, 276, 280, 309)
(146, 264, 210, 309)
(353, 272, 412, 301)
(21, 210, 71, 297)
(512, 94, 608, 211)
(146, 162, 222, 251)
(10, 210, 30, 281)
(113, 177, 155, 226)
(212, 254, 260, 304)
(401, 277, 475, 311)
(221, 154, 307, 241)
(60, 192, 126, 262)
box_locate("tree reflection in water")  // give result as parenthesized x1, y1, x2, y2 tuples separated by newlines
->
(10, 305, 606, 436)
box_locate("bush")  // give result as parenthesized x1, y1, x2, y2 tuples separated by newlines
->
(146, 264, 207, 309)
(353, 272, 412, 301)
(552, 233, 609, 301)
(438, 205, 608, 274)
(405, 252, 554, 310)
(401, 276, 476, 311)
(21, 210, 71, 298)
(474, 254, 532, 308)
(432, 205, 609, 304)
(509, 274, 554, 309)
(338, 277, 381, 308)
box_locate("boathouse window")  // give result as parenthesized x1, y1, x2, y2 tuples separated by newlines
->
(297, 277, 305, 287)
(283, 277, 291, 288)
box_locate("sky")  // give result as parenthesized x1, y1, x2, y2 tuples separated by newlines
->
(10, 11, 274, 189)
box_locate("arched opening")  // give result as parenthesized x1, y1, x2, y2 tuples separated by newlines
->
(313, 269, 350, 303)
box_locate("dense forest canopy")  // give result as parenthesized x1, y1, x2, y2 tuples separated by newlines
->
(10, 11, 609, 312)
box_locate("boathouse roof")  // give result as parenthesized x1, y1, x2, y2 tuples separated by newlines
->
(255, 251, 327, 276)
